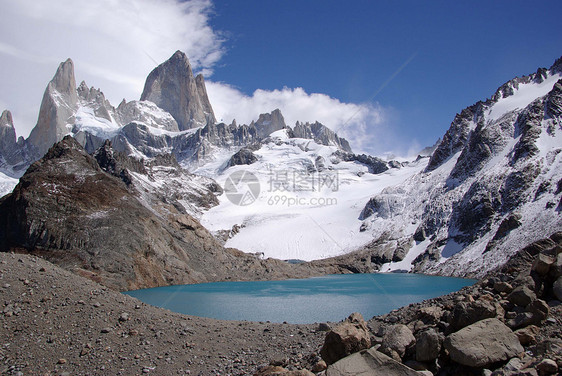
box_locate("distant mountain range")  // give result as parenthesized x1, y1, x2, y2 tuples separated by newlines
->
(0, 51, 560, 288)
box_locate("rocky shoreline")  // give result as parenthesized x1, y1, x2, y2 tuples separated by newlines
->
(1, 233, 561, 375)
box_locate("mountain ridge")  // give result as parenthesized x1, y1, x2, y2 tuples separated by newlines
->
(0, 52, 561, 281)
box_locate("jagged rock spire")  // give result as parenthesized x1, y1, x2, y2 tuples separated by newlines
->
(27, 58, 78, 157)
(0, 110, 17, 157)
(140, 50, 216, 130)
(254, 109, 286, 138)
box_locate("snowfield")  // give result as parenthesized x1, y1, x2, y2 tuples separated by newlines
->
(199, 130, 428, 261)
(0, 171, 18, 198)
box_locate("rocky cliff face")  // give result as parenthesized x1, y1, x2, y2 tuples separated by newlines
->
(0, 110, 37, 178)
(2, 52, 351, 176)
(0, 110, 19, 168)
(27, 59, 78, 158)
(291, 121, 352, 152)
(140, 50, 216, 130)
(358, 58, 562, 277)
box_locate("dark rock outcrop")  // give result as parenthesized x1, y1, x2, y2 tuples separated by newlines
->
(228, 147, 258, 166)
(334, 151, 389, 175)
(140, 50, 216, 130)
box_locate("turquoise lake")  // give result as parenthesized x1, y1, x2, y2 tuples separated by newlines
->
(124, 273, 475, 324)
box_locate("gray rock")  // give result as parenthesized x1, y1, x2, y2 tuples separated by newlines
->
(228, 148, 258, 166)
(415, 328, 441, 362)
(494, 281, 514, 294)
(513, 325, 539, 345)
(291, 121, 351, 152)
(380, 324, 415, 359)
(537, 358, 558, 374)
(448, 300, 496, 331)
(532, 253, 555, 276)
(444, 318, 524, 367)
(28, 58, 79, 157)
(320, 313, 371, 365)
(326, 348, 419, 376)
(254, 109, 286, 139)
(0, 110, 21, 168)
(140, 50, 215, 130)
(507, 299, 549, 329)
(507, 285, 536, 307)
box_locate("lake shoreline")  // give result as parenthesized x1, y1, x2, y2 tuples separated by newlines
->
(1, 234, 561, 375)
(124, 273, 475, 324)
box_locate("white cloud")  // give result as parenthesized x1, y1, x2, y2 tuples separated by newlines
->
(206, 82, 391, 155)
(0, 0, 411, 156)
(0, 0, 223, 137)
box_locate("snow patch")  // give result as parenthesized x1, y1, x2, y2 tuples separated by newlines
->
(487, 73, 561, 121)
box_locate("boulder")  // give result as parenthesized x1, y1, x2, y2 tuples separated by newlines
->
(444, 318, 524, 367)
(508, 299, 549, 329)
(418, 306, 443, 324)
(448, 300, 496, 331)
(494, 281, 514, 294)
(514, 325, 540, 345)
(537, 359, 558, 375)
(415, 328, 441, 362)
(380, 324, 415, 359)
(532, 253, 555, 276)
(326, 348, 419, 376)
(320, 313, 371, 365)
(508, 285, 536, 307)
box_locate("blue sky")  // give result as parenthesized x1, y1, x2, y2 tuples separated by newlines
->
(207, 0, 562, 154)
(0, 0, 561, 156)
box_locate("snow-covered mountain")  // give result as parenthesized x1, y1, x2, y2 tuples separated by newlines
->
(0, 51, 561, 278)
(365, 58, 562, 277)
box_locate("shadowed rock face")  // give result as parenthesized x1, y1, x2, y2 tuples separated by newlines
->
(140, 50, 216, 130)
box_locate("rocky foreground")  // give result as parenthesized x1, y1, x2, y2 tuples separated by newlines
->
(1, 233, 561, 376)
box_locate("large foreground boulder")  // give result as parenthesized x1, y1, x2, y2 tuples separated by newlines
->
(326, 348, 419, 376)
(320, 313, 371, 365)
(444, 318, 524, 367)
(380, 324, 416, 360)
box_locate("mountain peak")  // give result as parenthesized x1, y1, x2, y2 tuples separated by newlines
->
(51, 58, 77, 100)
(551, 56, 562, 74)
(170, 50, 190, 64)
(27, 58, 79, 158)
(0, 110, 13, 129)
(140, 51, 216, 130)
(254, 109, 286, 138)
